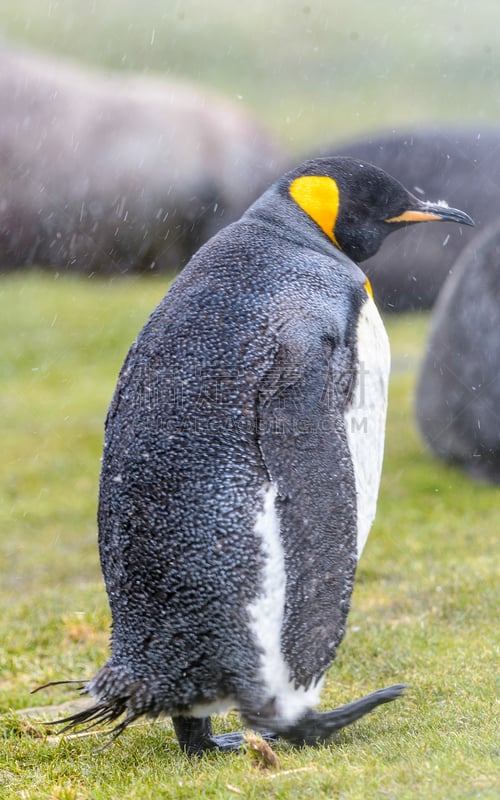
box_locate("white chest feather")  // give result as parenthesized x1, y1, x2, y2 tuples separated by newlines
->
(344, 295, 390, 558)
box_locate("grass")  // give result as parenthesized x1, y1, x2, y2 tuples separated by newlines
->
(0, 272, 498, 799)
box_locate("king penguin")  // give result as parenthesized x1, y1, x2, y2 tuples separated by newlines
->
(51, 157, 473, 754)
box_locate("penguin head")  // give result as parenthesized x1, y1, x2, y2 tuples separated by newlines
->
(282, 156, 474, 262)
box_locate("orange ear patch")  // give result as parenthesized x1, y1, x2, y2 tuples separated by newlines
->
(289, 176, 342, 248)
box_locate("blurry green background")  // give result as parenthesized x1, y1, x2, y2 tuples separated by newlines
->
(2, 0, 500, 151)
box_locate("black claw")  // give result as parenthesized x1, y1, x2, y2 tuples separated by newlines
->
(171, 715, 278, 756)
(209, 732, 246, 752)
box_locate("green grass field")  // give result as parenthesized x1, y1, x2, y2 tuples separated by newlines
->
(1, 274, 498, 799)
(1, 1, 499, 797)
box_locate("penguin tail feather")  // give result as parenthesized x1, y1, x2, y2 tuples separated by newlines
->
(50, 700, 137, 748)
(31, 674, 140, 746)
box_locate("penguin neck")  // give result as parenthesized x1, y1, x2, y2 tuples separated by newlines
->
(243, 190, 343, 261)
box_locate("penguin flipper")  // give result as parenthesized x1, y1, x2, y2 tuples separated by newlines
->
(256, 684, 407, 746)
(172, 716, 277, 756)
(256, 335, 360, 684)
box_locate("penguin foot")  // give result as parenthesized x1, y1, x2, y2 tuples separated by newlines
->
(274, 683, 408, 746)
(171, 715, 276, 756)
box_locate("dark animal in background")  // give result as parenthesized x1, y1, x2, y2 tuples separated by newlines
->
(317, 128, 496, 310)
(0, 44, 284, 275)
(417, 219, 500, 484)
(50, 157, 472, 754)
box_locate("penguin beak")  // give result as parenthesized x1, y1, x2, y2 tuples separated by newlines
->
(386, 202, 475, 227)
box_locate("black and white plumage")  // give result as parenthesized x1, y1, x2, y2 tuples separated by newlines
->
(50, 157, 473, 754)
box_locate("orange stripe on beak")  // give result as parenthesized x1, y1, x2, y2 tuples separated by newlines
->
(385, 209, 443, 224)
